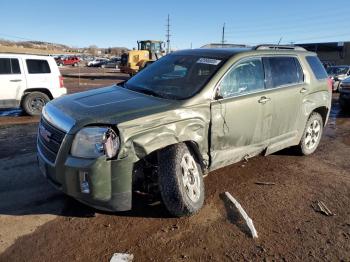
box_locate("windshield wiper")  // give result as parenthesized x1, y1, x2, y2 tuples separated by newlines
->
(123, 83, 167, 98)
(135, 88, 165, 98)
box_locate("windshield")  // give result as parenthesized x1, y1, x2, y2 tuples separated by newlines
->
(327, 66, 349, 75)
(124, 54, 225, 99)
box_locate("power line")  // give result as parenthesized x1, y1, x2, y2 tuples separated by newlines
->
(226, 16, 350, 35)
(227, 9, 349, 30)
(289, 33, 350, 43)
(225, 32, 349, 46)
(0, 33, 34, 41)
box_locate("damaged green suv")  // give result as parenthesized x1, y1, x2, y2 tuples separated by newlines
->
(37, 45, 331, 216)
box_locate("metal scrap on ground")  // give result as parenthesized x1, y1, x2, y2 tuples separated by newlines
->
(110, 253, 134, 262)
(224, 192, 258, 238)
(312, 201, 335, 216)
(255, 181, 276, 185)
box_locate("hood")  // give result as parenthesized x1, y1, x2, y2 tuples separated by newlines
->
(341, 76, 350, 84)
(46, 85, 174, 133)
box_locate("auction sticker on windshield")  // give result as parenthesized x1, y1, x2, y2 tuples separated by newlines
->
(196, 58, 221, 65)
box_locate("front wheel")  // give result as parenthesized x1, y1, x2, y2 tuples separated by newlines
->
(158, 143, 204, 217)
(298, 112, 323, 155)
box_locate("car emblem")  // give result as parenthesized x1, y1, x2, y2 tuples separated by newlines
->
(39, 125, 51, 143)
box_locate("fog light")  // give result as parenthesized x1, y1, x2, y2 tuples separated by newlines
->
(79, 171, 90, 194)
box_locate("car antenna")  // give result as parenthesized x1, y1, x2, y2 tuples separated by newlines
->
(277, 37, 283, 45)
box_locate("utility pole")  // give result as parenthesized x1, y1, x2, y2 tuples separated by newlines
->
(221, 23, 226, 47)
(166, 14, 171, 54)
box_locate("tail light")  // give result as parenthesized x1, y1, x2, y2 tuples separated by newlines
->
(59, 76, 64, 88)
(327, 77, 333, 92)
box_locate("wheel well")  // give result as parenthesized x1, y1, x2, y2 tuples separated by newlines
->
(21, 89, 53, 102)
(183, 141, 207, 173)
(312, 106, 329, 126)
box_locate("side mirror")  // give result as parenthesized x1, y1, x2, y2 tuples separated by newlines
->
(214, 86, 223, 100)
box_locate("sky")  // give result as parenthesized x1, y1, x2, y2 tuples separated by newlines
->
(0, 0, 349, 50)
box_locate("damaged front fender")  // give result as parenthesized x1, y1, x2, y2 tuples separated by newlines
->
(117, 104, 211, 167)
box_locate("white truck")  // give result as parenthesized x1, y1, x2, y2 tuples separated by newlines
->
(0, 53, 67, 115)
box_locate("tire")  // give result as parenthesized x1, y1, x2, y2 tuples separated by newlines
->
(298, 112, 323, 155)
(158, 143, 205, 217)
(22, 92, 50, 116)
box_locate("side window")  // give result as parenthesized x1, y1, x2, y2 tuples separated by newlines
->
(264, 57, 303, 88)
(305, 56, 328, 80)
(26, 59, 51, 74)
(219, 58, 265, 98)
(294, 58, 304, 83)
(11, 59, 21, 74)
(0, 58, 21, 74)
(0, 58, 12, 74)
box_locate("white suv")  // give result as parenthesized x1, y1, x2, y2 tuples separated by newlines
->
(0, 53, 67, 115)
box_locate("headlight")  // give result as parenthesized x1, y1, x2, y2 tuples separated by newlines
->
(71, 127, 120, 159)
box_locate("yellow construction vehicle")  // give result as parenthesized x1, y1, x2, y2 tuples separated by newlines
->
(119, 40, 165, 76)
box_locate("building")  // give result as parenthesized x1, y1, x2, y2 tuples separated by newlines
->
(298, 42, 350, 67)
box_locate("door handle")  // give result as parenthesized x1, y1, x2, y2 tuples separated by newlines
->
(10, 79, 22, 82)
(258, 96, 271, 104)
(300, 87, 308, 93)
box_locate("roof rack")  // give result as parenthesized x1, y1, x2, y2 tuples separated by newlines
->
(253, 44, 306, 51)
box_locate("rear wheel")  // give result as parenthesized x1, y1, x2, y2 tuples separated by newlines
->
(158, 143, 204, 217)
(298, 112, 323, 155)
(22, 92, 50, 116)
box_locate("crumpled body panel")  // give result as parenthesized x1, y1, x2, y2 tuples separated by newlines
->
(117, 103, 211, 166)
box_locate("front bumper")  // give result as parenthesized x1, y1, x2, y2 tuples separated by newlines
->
(37, 136, 133, 212)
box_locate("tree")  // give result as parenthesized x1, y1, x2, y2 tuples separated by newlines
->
(88, 45, 98, 56)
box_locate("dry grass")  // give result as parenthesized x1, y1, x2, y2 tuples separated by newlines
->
(0, 45, 74, 55)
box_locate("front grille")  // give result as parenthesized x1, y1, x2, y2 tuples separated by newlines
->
(37, 117, 66, 163)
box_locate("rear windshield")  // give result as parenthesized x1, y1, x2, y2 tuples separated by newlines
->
(124, 54, 225, 99)
(305, 56, 328, 80)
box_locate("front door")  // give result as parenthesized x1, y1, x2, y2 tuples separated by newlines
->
(210, 57, 271, 170)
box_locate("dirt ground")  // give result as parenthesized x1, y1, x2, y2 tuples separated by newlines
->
(0, 67, 349, 261)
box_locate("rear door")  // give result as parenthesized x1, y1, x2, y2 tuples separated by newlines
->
(24, 58, 52, 90)
(0, 57, 26, 108)
(210, 57, 272, 170)
(262, 56, 305, 152)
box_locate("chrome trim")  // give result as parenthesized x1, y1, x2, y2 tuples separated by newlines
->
(42, 103, 75, 133)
